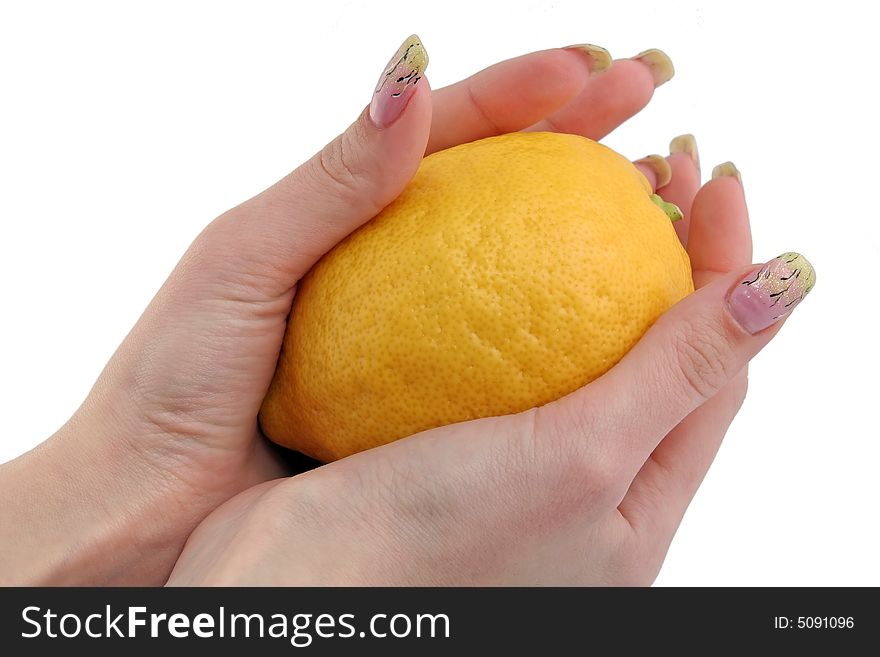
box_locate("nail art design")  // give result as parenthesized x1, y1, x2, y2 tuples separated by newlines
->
(727, 253, 816, 334)
(634, 48, 675, 87)
(563, 43, 613, 73)
(370, 34, 428, 128)
(669, 133, 699, 168)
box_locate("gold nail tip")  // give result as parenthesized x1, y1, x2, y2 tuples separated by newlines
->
(633, 48, 675, 87)
(563, 44, 612, 73)
(397, 34, 429, 71)
(669, 133, 699, 167)
(774, 252, 817, 293)
(635, 154, 672, 188)
(712, 161, 742, 182)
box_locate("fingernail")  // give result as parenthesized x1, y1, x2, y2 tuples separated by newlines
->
(669, 133, 699, 169)
(635, 154, 672, 188)
(563, 44, 612, 73)
(712, 161, 742, 184)
(633, 48, 674, 87)
(370, 34, 429, 129)
(727, 253, 816, 334)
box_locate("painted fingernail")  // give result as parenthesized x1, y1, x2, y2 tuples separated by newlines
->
(669, 133, 699, 169)
(712, 161, 742, 184)
(370, 34, 429, 129)
(633, 48, 675, 87)
(563, 44, 612, 73)
(727, 253, 816, 334)
(635, 154, 672, 188)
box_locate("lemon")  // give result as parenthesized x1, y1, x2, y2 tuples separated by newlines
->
(260, 132, 693, 462)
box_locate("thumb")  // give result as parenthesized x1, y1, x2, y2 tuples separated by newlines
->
(536, 252, 817, 485)
(190, 35, 432, 300)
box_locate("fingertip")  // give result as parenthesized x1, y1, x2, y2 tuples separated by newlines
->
(668, 134, 699, 171)
(665, 152, 699, 179)
(692, 167, 748, 212)
(632, 48, 675, 88)
(561, 44, 613, 75)
(701, 171, 746, 207)
(369, 34, 431, 130)
(370, 71, 434, 153)
(712, 161, 742, 184)
(368, 72, 433, 137)
(634, 155, 672, 190)
(604, 58, 657, 104)
(548, 46, 605, 91)
(725, 253, 815, 335)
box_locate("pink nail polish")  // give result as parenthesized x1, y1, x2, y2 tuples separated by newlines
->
(727, 252, 816, 334)
(369, 35, 429, 129)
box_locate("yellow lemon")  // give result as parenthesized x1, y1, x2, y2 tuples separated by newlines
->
(260, 132, 693, 462)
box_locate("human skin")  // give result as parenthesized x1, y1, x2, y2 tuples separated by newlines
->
(0, 36, 813, 585)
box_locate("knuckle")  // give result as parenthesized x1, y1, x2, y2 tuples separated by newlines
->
(604, 535, 664, 586)
(534, 405, 624, 509)
(168, 212, 297, 304)
(314, 130, 369, 204)
(669, 319, 736, 403)
(172, 219, 230, 281)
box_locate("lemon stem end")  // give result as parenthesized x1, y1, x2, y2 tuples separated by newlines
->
(651, 194, 683, 222)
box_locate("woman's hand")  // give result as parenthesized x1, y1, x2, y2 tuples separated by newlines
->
(0, 36, 685, 584)
(165, 43, 814, 585)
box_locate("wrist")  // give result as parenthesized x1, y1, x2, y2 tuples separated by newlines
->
(0, 411, 197, 585)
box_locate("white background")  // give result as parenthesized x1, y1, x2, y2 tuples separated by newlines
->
(1, 1, 877, 586)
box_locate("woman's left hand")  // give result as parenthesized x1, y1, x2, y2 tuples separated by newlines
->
(1, 38, 706, 584)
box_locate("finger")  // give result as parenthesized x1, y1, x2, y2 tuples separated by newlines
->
(663, 134, 702, 247)
(619, 166, 755, 535)
(527, 50, 674, 139)
(633, 154, 672, 191)
(428, 48, 672, 155)
(184, 34, 433, 302)
(427, 46, 610, 154)
(107, 36, 434, 457)
(689, 163, 753, 287)
(536, 252, 816, 485)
